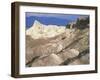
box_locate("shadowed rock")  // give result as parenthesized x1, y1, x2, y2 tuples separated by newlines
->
(31, 53, 63, 66)
(68, 59, 82, 65)
(26, 25, 89, 66)
(58, 49, 79, 61)
(26, 30, 79, 64)
(31, 49, 79, 67)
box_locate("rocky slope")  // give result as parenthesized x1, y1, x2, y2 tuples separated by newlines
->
(26, 20, 89, 67)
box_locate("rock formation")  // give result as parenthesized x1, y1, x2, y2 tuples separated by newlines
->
(26, 20, 89, 67)
(26, 20, 66, 39)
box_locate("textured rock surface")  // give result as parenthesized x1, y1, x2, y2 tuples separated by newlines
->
(26, 20, 89, 67)
(32, 54, 63, 66)
(26, 20, 66, 39)
(58, 49, 79, 61)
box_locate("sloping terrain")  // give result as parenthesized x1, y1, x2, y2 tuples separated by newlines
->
(26, 20, 89, 67)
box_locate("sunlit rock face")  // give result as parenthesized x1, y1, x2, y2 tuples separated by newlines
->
(26, 20, 66, 39)
(26, 20, 89, 67)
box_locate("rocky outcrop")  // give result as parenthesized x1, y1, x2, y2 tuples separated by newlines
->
(26, 28, 79, 64)
(26, 20, 66, 39)
(32, 54, 63, 66)
(26, 20, 89, 67)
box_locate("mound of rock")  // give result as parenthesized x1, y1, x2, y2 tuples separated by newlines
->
(26, 20, 89, 67)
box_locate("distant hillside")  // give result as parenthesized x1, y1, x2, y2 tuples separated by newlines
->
(66, 16, 89, 29)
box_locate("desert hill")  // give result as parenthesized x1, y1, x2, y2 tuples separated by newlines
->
(26, 20, 89, 67)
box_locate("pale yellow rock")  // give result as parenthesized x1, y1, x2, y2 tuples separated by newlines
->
(26, 20, 66, 39)
(68, 49, 79, 57)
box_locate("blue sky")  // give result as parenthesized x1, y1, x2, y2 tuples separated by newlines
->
(26, 12, 89, 29)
